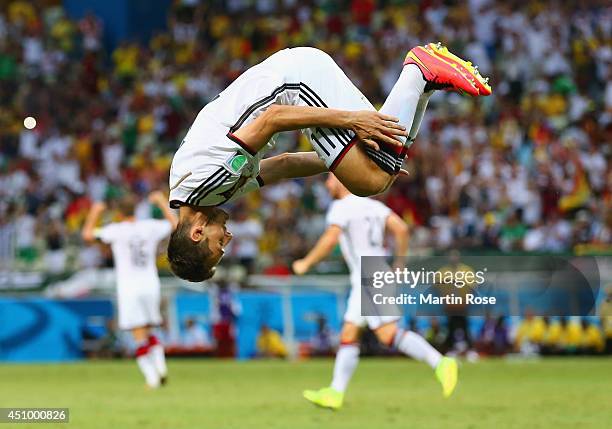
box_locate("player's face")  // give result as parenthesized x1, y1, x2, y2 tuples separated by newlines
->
(202, 209, 233, 265)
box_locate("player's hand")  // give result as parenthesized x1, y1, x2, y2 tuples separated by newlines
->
(349, 111, 408, 151)
(292, 259, 310, 275)
(148, 190, 167, 206)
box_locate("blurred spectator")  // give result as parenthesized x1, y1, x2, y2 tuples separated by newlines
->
(599, 286, 612, 354)
(44, 218, 66, 274)
(514, 311, 546, 355)
(226, 206, 263, 273)
(424, 317, 446, 352)
(580, 319, 604, 355)
(541, 316, 562, 355)
(310, 314, 334, 356)
(436, 251, 476, 355)
(210, 269, 242, 358)
(183, 317, 212, 348)
(562, 317, 583, 354)
(262, 254, 292, 276)
(256, 324, 287, 359)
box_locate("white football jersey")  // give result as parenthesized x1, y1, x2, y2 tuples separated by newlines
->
(169, 47, 371, 208)
(326, 195, 391, 278)
(95, 219, 172, 295)
(168, 53, 300, 209)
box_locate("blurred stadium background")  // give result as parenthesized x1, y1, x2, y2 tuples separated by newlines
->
(0, 0, 611, 427)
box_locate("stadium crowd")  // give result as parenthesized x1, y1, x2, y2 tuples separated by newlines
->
(0, 0, 610, 275)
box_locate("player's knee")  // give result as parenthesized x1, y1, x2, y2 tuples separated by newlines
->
(346, 174, 392, 197)
(340, 324, 360, 344)
(375, 323, 398, 346)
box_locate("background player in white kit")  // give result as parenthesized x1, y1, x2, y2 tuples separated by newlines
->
(82, 191, 177, 389)
(292, 174, 456, 410)
(167, 44, 491, 282)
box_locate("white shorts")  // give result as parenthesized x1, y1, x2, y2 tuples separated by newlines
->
(343, 276, 401, 330)
(267, 47, 375, 170)
(274, 48, 404, 174)
(117, 291, 162, 330)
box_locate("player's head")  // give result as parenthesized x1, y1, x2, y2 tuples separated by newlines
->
(167, 207, 233, 282)
(118, 194, 137, 217)
(325, 173, 349, 199)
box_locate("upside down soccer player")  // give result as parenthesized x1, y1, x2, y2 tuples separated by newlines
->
(167, 43, 491, 282)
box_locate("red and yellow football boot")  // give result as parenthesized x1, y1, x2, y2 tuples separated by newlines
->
(427, 42, 492, 96)
(404, 45, 479, 96)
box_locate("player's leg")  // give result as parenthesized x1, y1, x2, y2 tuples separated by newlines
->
(147, 332, 168, 385)
(373, 321, 458, 398)
(303, 322, 360, 410)
(289, 45, 487, 196)
(121, 293, 162, 388)
(131, 325, 161, 389)
(331, 322, 361, 393)
(143, 291, 168, 384)
(303, 285, 364, 410)
(282, 47, 396, 196)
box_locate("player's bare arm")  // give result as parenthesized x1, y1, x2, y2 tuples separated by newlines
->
(258, 152, 327, 186)
(233, 105, 408, 154)
(292, 225, 342, 275)
(385, 212, 409, 269)
(149, 191, 178, 230)
(81, 201, 107, 243)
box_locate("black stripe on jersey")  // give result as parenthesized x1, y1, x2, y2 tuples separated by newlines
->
(193, 171, 231, 206)
(311, 133, 330, 156)
(300, 82, 328, 107)
(298, 90, 351, 147)
(365, 146, 394, 166)
(301, 82, 356, 143)
(316, 127, 337, 149)
(364, 146, 397, 175)
(186, 167, 225, 205)
(335, 126, 352, 141)
(230, 83, 301, 133)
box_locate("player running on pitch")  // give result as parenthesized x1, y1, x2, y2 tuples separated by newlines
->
(292, 174, 456, 410)
(82, 191, 177, 389)
(167, 43, 491, 281)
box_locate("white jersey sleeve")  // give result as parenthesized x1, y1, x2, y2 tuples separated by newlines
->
(325, 200, 350, 229)
(95, 224, 121, 244)
(146, 219, 173, 241)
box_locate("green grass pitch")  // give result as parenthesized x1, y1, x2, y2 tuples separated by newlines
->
(0, 358, 610, 429)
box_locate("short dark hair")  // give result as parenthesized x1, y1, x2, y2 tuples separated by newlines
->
(167, 221, 216, 282)
(118, 194, 137, 217)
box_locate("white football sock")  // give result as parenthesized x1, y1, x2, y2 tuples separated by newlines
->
(394, 329, 442, 370)
(330, 344, 360, 393)
(136, 344, 160, 388)
(408, 91, 433, 141)
(149, 344, 168, 378)
(379, 64, 428, 146)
